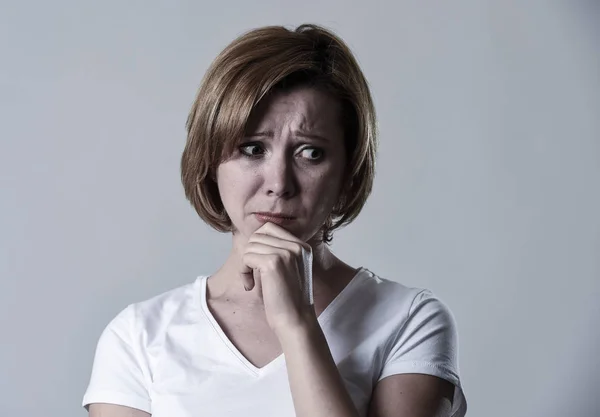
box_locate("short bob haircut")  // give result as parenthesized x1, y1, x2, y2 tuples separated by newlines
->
(181, 23, 377, 243)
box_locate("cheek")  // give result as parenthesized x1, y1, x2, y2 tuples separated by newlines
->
(306, 169, 345, 210)
(323, 160, 345, 191)
(218, 168, 257, 208)
(219, 179, 240, 205)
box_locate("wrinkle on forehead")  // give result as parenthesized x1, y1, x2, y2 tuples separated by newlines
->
(245, 87, 343, 139)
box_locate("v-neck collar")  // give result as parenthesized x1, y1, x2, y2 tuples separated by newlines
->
(197, 267, 368, 377)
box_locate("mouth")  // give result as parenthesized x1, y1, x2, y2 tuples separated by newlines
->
(253, 212, 297, 225)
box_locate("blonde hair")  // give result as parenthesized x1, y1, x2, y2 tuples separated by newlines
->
(181, 24, 377, 243)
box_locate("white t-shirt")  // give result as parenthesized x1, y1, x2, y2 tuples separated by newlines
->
(82, 267, 467, 416)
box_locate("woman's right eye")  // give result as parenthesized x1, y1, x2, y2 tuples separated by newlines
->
(239, 143, 264, 157)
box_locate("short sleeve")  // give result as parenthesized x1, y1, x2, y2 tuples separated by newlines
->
(82, 304, 152, 413)
(378, 289, 467, 417)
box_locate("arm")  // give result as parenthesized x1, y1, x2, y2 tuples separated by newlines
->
(278, 309, 361, 417)
(367, 289, 464, 417)
(242, 224, 465, 416)
(280, 311, 455, 417)
(89, 403, 150, 417)
(367, 374, 454, 417)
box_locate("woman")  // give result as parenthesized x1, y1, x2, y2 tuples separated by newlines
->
(82, 24, 467, 417)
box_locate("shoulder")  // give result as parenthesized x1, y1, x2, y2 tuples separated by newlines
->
(354, 268, 448, 317)
(83, 279, 205, 413)
(351, 269, 459, 342)
(360, 271, 467, 416)
(109, 276, 204, 341)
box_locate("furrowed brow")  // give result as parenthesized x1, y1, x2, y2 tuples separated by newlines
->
(244, 131, 329, 142)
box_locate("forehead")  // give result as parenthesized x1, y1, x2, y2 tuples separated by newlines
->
(246, 86, 343, 135)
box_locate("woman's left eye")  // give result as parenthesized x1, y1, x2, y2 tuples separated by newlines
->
(298, 147, 324, 161)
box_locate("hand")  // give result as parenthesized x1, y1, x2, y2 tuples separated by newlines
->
(241, 222, 315, 336)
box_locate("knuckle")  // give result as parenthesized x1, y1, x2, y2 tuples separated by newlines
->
(281, 250, 293, 262)
(267, 256, 279, 270)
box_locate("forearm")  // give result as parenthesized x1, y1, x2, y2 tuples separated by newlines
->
(278, 310, 361, 417)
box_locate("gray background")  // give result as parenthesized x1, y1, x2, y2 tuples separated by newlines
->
(1, 1, 599, 416)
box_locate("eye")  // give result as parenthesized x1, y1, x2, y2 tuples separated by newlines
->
(298, 147, 324, 161)
(239, 143, 265, 157)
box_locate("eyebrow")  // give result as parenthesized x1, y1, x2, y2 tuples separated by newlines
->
(246, 131, 329, 142)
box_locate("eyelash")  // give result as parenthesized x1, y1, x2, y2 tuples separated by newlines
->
(238, 142, 325, 162)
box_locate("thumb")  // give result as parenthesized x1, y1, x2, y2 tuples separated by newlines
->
(240, 264, 255, 291)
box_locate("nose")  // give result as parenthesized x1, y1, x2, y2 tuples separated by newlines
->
(263, 152, 297, 198)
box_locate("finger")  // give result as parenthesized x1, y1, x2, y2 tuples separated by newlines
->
(241, 267, 263, 294)
(240, 243, 287, 291)
(246, 239, 312, 284)
(243, 243, 302, 285)
(240, 268, 255, 291)
(242, 251, 273, 269)
(255, 223, 312, 255)
(244, 243, 291, 265)
(248, 233, 303, 255)
(241, 252, 281, 285)
(256, 222, 308, 247)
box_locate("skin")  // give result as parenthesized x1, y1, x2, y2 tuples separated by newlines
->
(89, 86, 455, 417)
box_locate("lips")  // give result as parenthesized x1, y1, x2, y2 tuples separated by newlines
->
(253, 212, 296, 224)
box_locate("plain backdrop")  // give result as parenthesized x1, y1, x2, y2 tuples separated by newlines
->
(1, 1, 599, 416)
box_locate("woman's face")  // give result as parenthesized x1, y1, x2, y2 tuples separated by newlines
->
(216, 86, 347, 242)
